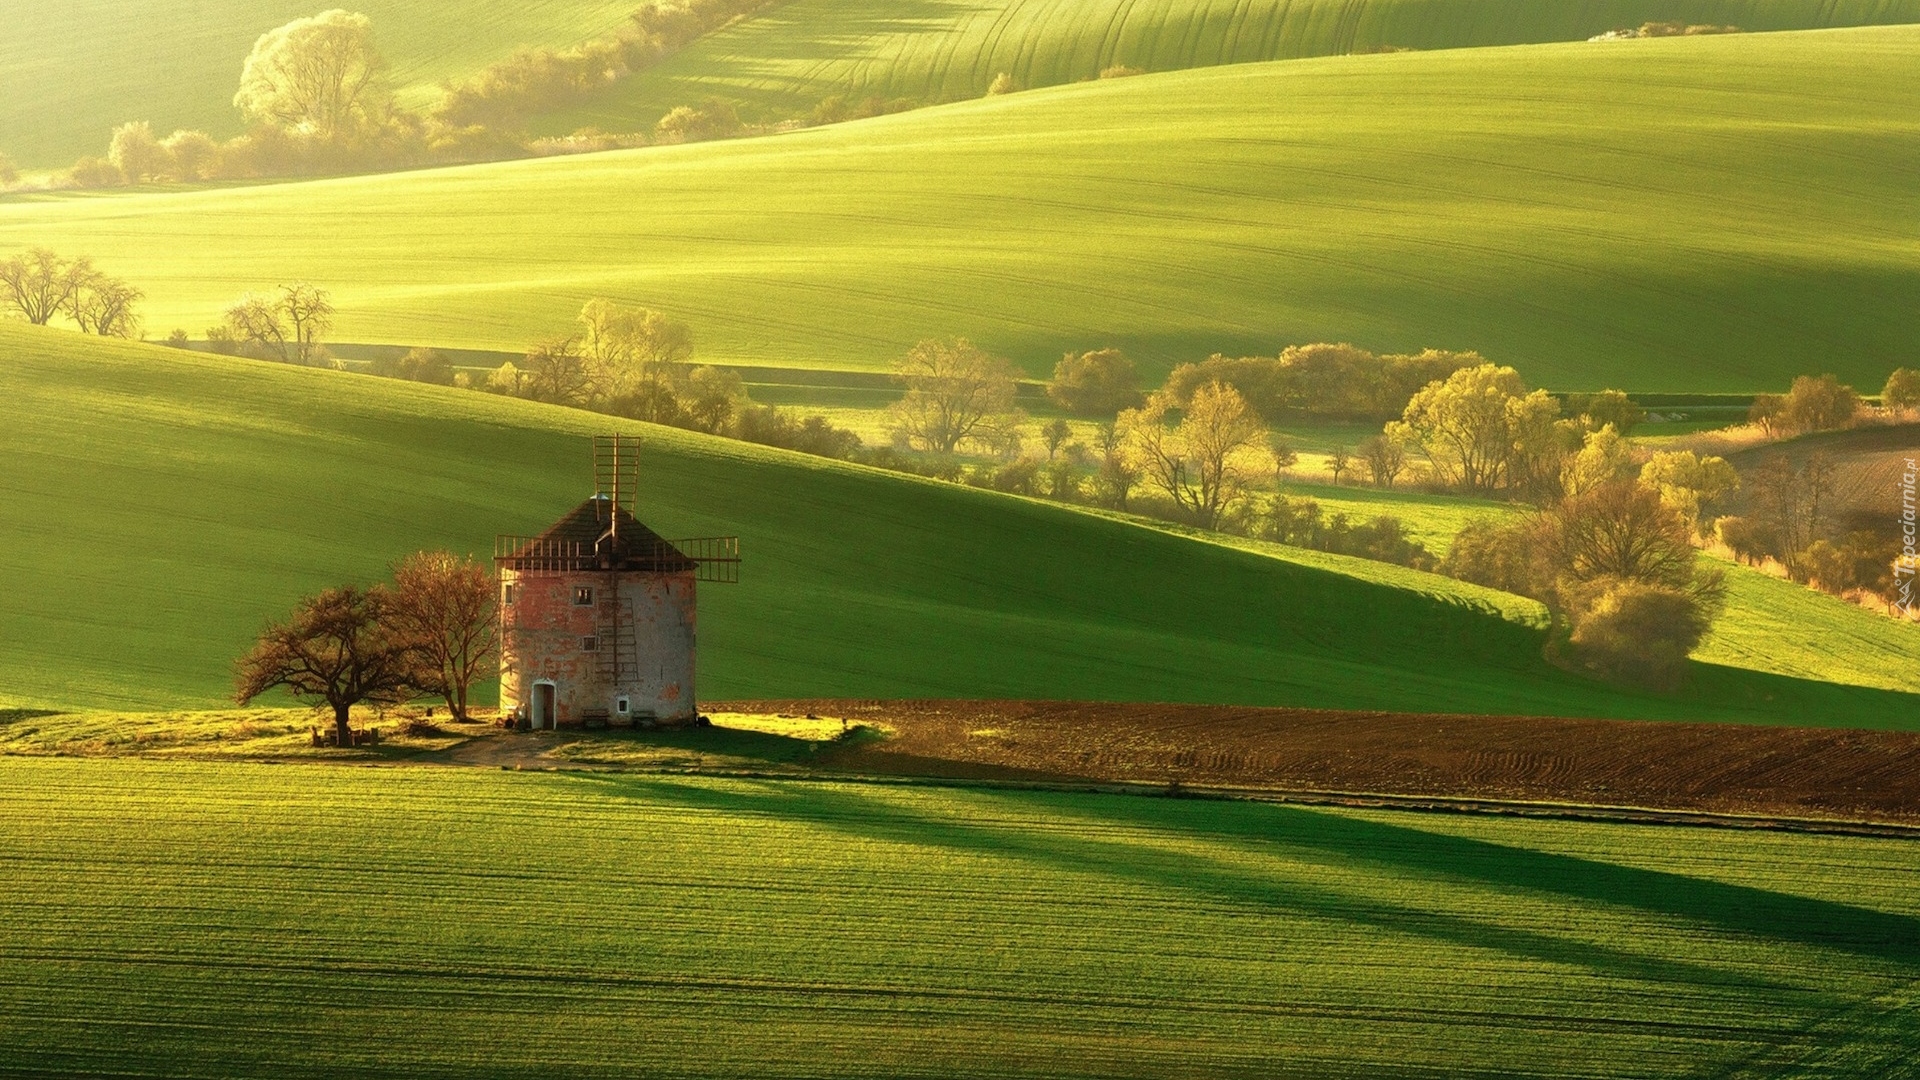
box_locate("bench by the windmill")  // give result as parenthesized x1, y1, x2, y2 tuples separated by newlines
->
(494, 435, 739, 729)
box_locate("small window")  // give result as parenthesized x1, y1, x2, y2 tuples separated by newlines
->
(615, 696, 630, 715)
(582, 635, 599, 652)
(573, 586, 594, 606)
(502, 583, 517, 606)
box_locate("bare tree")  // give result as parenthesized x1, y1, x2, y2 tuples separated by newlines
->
(0, 248, 94, 325)
(523, 336, 593, 405)
(1092, 421, 1138, 510)
(387, 552, 498, 722)
(1325, 445, 1352, 485)
(1121, 381, 1269, 529)
(64, 271, 143, 338)
(888, 338, 1022, 455)
(234, 10, 390, 142)
(224, 283, 331, 363)
(684, 365, 745, 433)
(1356, 433, 1406, 488)
(234, 585, 417, 748)
(225, 293, 290, 359)
(1746, 453, 1837, 579)
(1549, 480, 1707, 594)
(280, 282, 333, 364)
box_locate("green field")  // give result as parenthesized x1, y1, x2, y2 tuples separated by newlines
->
(2, 756, 1917, 1078)
(4, 321, 1918, 724)
(0, 0, 640, 168)
(551, 0, 1920, 132)
(5, 28, 1914, 390)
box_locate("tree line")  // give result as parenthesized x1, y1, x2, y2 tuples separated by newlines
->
(461, 299, 863, 460)
(1, 4, 915, 193)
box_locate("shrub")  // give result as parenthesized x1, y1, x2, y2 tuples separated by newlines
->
(1800, 531, 1898, 598)
(107, 122, 168, 183)
(1098, 65, 1144, 78)
(1165, 345, 1478, 423)
(808, 95, 919, 125)
(1881, 368, 1920, 412)
(68, 155, 122, 188)
(986, 73, 1017, 95)
(1566, 578, 1713, 689)
(205, 326, 239, 355)
(1639, 20, 1740, 36)
(1257, 495, 1433, 570)
(1047, 348, 1142, 415)
(731, 405, 861, 459)
(161, 130, 220, 181)
(1780, 373, 1860, 434)
(372, 347, 455, 385)
(1441, 519, 1543, 598)
(654, 100, 742, 143)
(164, 329, 191, 349)
(1566, 389, 1643, 434)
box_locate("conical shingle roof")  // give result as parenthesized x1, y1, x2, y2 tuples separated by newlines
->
(516, 497, 697, 572)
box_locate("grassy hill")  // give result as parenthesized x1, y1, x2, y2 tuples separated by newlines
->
(4, 28, 1915, 391)
(548, 0, 1920, 132)
(3, 321, 1917, 725)
(0, 0, 639, 167)
(4, 758, 1918, 1077)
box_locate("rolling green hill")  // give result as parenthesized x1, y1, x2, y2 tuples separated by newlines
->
(548, 0, 1920, 132)
(2, 321, 1916, 724)
(3, 28, 1915, 391)
(0, 0, 639, 167)
(5, 759, 1919, 1077)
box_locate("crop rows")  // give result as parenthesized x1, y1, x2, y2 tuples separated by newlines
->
(5, 29, 1915, 392)
(569, 0, 1920, 129)
(0, 758, 1916, 1077)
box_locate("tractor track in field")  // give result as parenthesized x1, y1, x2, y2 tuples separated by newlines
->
(714, 698, 1920, 833)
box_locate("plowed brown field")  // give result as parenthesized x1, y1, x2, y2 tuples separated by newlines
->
(721, 699, 1920, 827)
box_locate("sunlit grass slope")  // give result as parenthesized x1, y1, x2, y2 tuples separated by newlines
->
(551, 0, 1920, 131)
(0, 0, 639, 167)
(5, 760, 1920, 1078)
(3, 322, 1917, 725)
(5, 28, 1915, 391)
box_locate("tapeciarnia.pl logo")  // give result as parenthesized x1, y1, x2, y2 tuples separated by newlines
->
(1899, 457, 1917, 617)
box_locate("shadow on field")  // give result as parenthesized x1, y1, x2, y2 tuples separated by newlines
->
(563, 774, 1920, 987)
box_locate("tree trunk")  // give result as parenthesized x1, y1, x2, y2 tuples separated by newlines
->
(333, 701, 353, 748)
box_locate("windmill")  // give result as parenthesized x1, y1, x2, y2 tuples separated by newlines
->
(493, 435, 739, 729)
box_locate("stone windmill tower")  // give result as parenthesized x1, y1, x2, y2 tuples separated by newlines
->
(494, 435, 739, 729)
